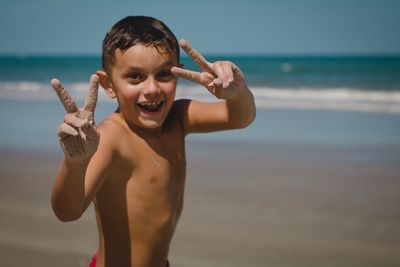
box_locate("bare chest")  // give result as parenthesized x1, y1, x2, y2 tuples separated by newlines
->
(117, 129, 187, 214)
(131, 132, 186, 187)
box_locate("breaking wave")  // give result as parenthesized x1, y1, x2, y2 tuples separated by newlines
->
(1, 82, 400, 114)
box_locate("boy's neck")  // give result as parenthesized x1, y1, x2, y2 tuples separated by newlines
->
(115, 109, 164, 137)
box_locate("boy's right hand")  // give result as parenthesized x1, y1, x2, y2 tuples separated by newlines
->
(51, 75, 100, 163)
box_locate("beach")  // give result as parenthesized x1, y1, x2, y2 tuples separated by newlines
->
(1, 104, 400, 266)
(1, 138, 400, 267)
(174, 140, 400, 267)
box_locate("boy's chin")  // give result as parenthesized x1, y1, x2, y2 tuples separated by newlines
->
(135, 102, 172, 130)
(136, 117, 167, 131)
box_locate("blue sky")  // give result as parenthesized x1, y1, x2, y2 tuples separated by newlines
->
(0, 0, 399, 55)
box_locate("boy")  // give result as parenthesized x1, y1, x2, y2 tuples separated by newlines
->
(51, 16, 255, 267)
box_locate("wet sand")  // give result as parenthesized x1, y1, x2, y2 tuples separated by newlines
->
(1, 141, 400, 267)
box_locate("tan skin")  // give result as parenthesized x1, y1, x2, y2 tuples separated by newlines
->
(51, 39, 255, 267)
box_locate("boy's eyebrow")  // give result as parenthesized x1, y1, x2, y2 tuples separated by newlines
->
(123, 60, 176, 73)
(159, 60, 176, 68)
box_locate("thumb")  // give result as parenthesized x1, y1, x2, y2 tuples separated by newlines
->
(57, 123, 78, 140)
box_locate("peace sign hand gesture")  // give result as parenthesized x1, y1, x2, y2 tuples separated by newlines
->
(171, 39, 247, 100)
(51, 75, 100, 163)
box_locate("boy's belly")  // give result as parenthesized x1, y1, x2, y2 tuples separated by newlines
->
(126, 171, 185, 242)
(95, 170, 185, 266)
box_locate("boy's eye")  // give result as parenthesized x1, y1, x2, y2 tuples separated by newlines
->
(129, 73, 142, 80)
(158, 70, 173, 81)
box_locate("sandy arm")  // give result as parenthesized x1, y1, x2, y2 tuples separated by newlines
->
(51, 120, 116, 222)
(171, 39, 256, 134)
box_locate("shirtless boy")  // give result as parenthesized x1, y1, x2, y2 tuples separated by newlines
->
(51, 16, 255, 267)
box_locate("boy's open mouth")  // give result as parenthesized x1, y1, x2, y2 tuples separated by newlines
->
(137, 101, 164, 113)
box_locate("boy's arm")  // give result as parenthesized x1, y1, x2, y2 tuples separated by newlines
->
(51, 124, 115, 222)
(50, 75, 110, 221)
(171, 40, 256, 134)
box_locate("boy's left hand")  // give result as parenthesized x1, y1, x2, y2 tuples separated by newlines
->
(171, 39, 247, 100)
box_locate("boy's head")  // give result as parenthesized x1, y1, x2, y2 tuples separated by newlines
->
(102, 16, 180, 75)
(97, 16, 181, 131)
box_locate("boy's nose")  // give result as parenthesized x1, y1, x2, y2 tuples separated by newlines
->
(142, 78, 160, 97)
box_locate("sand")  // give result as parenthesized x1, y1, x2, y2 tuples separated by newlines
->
(1, 140, 400, 267)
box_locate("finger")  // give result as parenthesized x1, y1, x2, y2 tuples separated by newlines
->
(83, 74, 99, 113)
(58, 123, 78, 139)
(222, 63, 234, 83)
(171, 66, 202, 84)
(211, 78, 236, 100)
(205, 78, 222, 95)
(51, 79, 78, 113)
(212, 78, 223, 88)
(64, 113, 87, 128)
(81, 120, 99, 143)
(213, 63, 233, 88)
(179, 39, 214, 74)
(231, 63, 243, 78)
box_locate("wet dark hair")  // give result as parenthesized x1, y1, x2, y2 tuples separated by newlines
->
(102, 16, 179, 74)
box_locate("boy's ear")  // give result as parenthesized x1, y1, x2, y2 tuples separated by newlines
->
(96, 70, 116, 99)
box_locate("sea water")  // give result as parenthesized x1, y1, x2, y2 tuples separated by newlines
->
(0, 55, 400, 153)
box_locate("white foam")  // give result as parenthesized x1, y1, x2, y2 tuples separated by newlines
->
(1, 81, 400, 114)
(0, 81, 111, 102)
(250, 87, 400, 113)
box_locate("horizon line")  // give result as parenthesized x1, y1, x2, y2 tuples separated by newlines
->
(1, 52, 400, 58)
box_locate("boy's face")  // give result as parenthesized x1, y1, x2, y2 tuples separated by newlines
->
(107, 44, 178, 131)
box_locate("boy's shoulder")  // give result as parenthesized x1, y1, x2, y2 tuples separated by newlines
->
(171, 98, 190, 119)
(98, 113, 127, 133)
(96, 113, 131, 150)
(169, 99, 192, 132)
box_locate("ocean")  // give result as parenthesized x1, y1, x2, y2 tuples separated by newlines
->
(1, 55, 400, 111)
(1, 55, 400, 153)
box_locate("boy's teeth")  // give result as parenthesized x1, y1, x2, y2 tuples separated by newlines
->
(141, 101, 160, 107)
(148, 102, 159, 107)
(138, 101, 163, 111)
